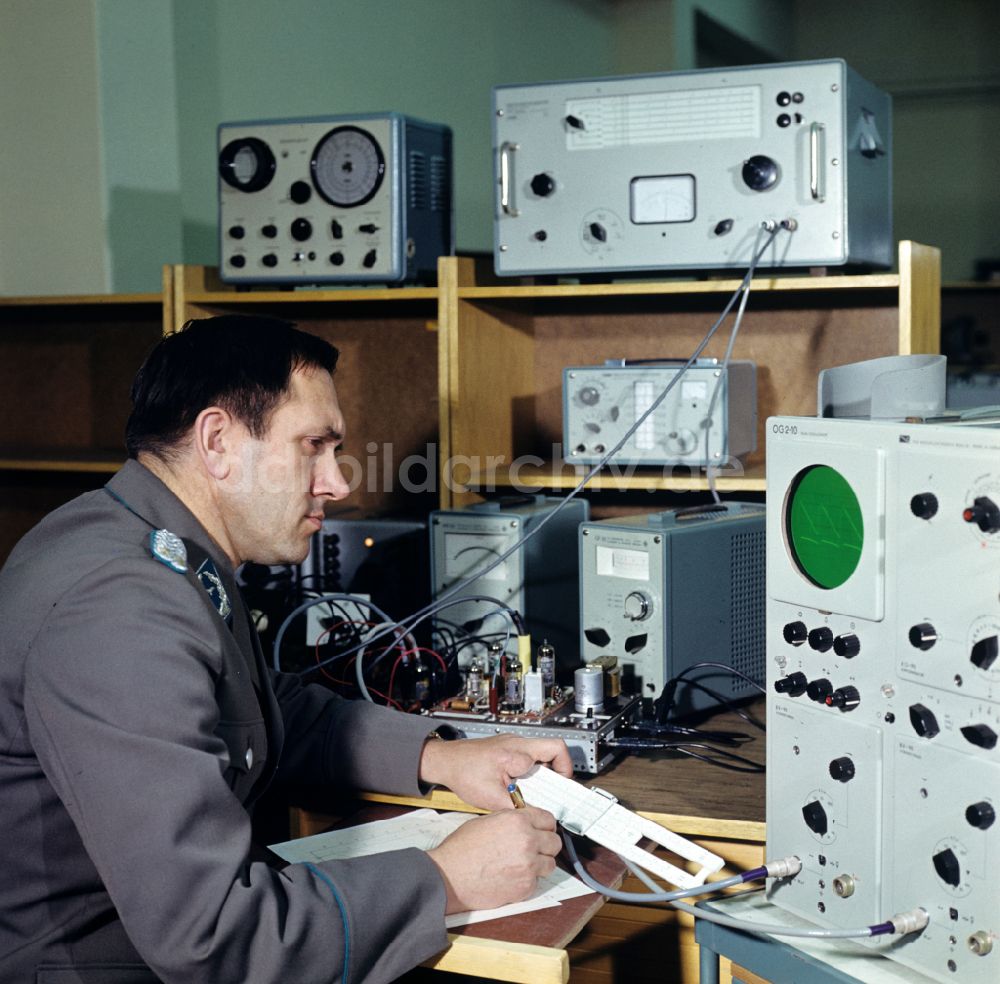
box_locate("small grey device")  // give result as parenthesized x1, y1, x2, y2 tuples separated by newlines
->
(430, 496, 589, 671)
(563, 359, 756, 466)
(579, 503, 765, 705)
(493, 59, 891, 275)
(218, 113, 452, 284)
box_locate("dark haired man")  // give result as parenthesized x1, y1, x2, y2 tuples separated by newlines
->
(0, 316, 570, 984)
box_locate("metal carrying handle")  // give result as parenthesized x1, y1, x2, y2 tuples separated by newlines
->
(810, 122, 826, 202)
(499, 141, 519, 216)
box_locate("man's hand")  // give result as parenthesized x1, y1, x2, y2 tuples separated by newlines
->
(419, 733, 573, 812)
(427, 807, 563, 913)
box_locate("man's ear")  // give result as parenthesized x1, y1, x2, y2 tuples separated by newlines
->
(193, 407, 237, 480)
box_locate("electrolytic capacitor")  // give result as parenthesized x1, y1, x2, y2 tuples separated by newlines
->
(574, 664, 604, 714)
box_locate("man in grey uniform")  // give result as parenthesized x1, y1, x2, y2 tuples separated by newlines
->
(0, 316, 570, 984)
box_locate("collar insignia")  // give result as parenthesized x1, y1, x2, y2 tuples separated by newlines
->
(196, 557, 233, 624)
(150, 529, 188, 573)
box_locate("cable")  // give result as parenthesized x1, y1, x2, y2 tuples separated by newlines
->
(314, 225, 785, 677)
(563, 834, 928, 940)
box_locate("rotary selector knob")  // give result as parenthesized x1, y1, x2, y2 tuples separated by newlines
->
(964, 496, 1000, 533)
(290, 180, 312, 204)
(530, 173, 555, 197)
(834, 633, 861, 658)
(961, 723, 998, 749)
(589, 221, 607, 243)
(971, 635, 999, 671)
(826, 686, 860, 712)
(829, 756, 856, 783)
(909, 702, 940, 738)
(966, 801, 996, 830)
(578, 386, 601, 406)
(783, 621, 808, 646)
(623, 591, 651, 622)
(933, 848, 962, 888)
(261, 224, 278, 238)
(774, 672, 808, 697)
(808, 627, 834, 652)
(262, 253, 278, 268)
(807, 678, 833, 703)
(909, 623, 938, 650)
(741, 155, 780, 191)
(290, 218, 312, 242)
(802, 800, 829, 836)
(910, 492, 939, 520)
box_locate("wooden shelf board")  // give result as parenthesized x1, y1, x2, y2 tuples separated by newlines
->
(454, 460, 766, 493)
(185, 286, 438, 304)
(0, 451, 124, 473)
(457, 273, 900, 301)
(0, 293, 159, 307)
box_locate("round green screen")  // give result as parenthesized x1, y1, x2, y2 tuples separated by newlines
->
(786, 465, 863, 589)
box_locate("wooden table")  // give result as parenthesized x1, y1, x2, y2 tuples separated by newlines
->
(299, 702, 768, 984)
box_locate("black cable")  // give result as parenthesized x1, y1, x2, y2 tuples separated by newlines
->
(603, 738, 764, 774)
(654, 660, 765, 725)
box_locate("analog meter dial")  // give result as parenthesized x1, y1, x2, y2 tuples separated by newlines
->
(218, 137, 276, 192)
(311, 126, 386, 207)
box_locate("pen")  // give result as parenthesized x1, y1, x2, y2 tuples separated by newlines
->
(507, 782, 526, 809)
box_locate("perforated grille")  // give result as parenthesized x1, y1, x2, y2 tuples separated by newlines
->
(729, 528, 766, 696)
(408, 151, 428, 209)
(429, 155, 449, 212)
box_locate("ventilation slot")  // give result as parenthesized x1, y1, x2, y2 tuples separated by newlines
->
(408, 151, 429, 210)
(429, 155, 449, 212)
(729, 528, 766, 697)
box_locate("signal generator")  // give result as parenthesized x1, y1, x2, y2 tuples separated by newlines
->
(579, 502, 765, 705)
(429, 496, 588, 672)
(218, 113, 452, 285)
(493, 59, 890, 275)
(766, 415, 1000, 983)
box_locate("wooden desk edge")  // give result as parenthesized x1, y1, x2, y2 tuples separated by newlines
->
(424, 934, 569, 984)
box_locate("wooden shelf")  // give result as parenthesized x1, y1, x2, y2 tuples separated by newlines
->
(0, 449, 125, 473)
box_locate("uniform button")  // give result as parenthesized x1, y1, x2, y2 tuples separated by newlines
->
(245, 747, 254, 769)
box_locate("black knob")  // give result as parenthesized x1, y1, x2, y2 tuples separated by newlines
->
(290, 218, 312, 242)
(530, 173, 555, 197)
(802, 800, 829, 836)
(834, 634, 861, 659)
(290, 181, 311, 204)
(588, 222, 607, 243)
(774, 672, 808, 697)
(808, 627, 834, 652)
(229, 254, 246, 268)
(330, 219, 344, 239)
(911, 493, 939, 520)
(909, 702, 940, 738)
(966, 801, 996, 830)
(329, 251, 344, 266)
(807, 678, 833, 703)
(261, 224, 278, 239)
(933, 848, 962, 887)
(826, 686, 860, 712)
(776, 91, 792, 106)
(564, 114, 586, 130)
(783, 621, 808, 646)
(829, 756, 856, 782)
(961, 723, 998, 749)
(963, 496, 1000, 533)
(909, 623, 938, 651)
(228, 225, 245, 240)
(533, 230, 548, 241)
(777, 113, 791, 128)
(261, 253, 278, 268)
(363, 248, 378, 269)
(971, 636, 999, 671)
(359, 223, 379, 234)
(713, 218, 734, 236)
(741, 155, 780, 191)
(584, 627, 611, 648)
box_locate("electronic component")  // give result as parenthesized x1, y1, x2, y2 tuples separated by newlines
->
(563, 359, 756, 467)
(766, 415, 1000, 983)
(426, 691, 642, 775)
(218, 113, 452, 284)
(579, 502, 765, 706)
(429, 495, 589, 672)
(493, 59, 891, 275)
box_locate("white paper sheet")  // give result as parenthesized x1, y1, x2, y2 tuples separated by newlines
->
(269, 809, 594, 928)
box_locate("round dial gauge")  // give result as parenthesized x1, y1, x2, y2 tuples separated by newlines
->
(311, 126, 385, 207)
(218, 137, 276, 192)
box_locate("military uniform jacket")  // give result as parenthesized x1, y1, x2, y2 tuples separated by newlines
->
(0, 460, 447, 984)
